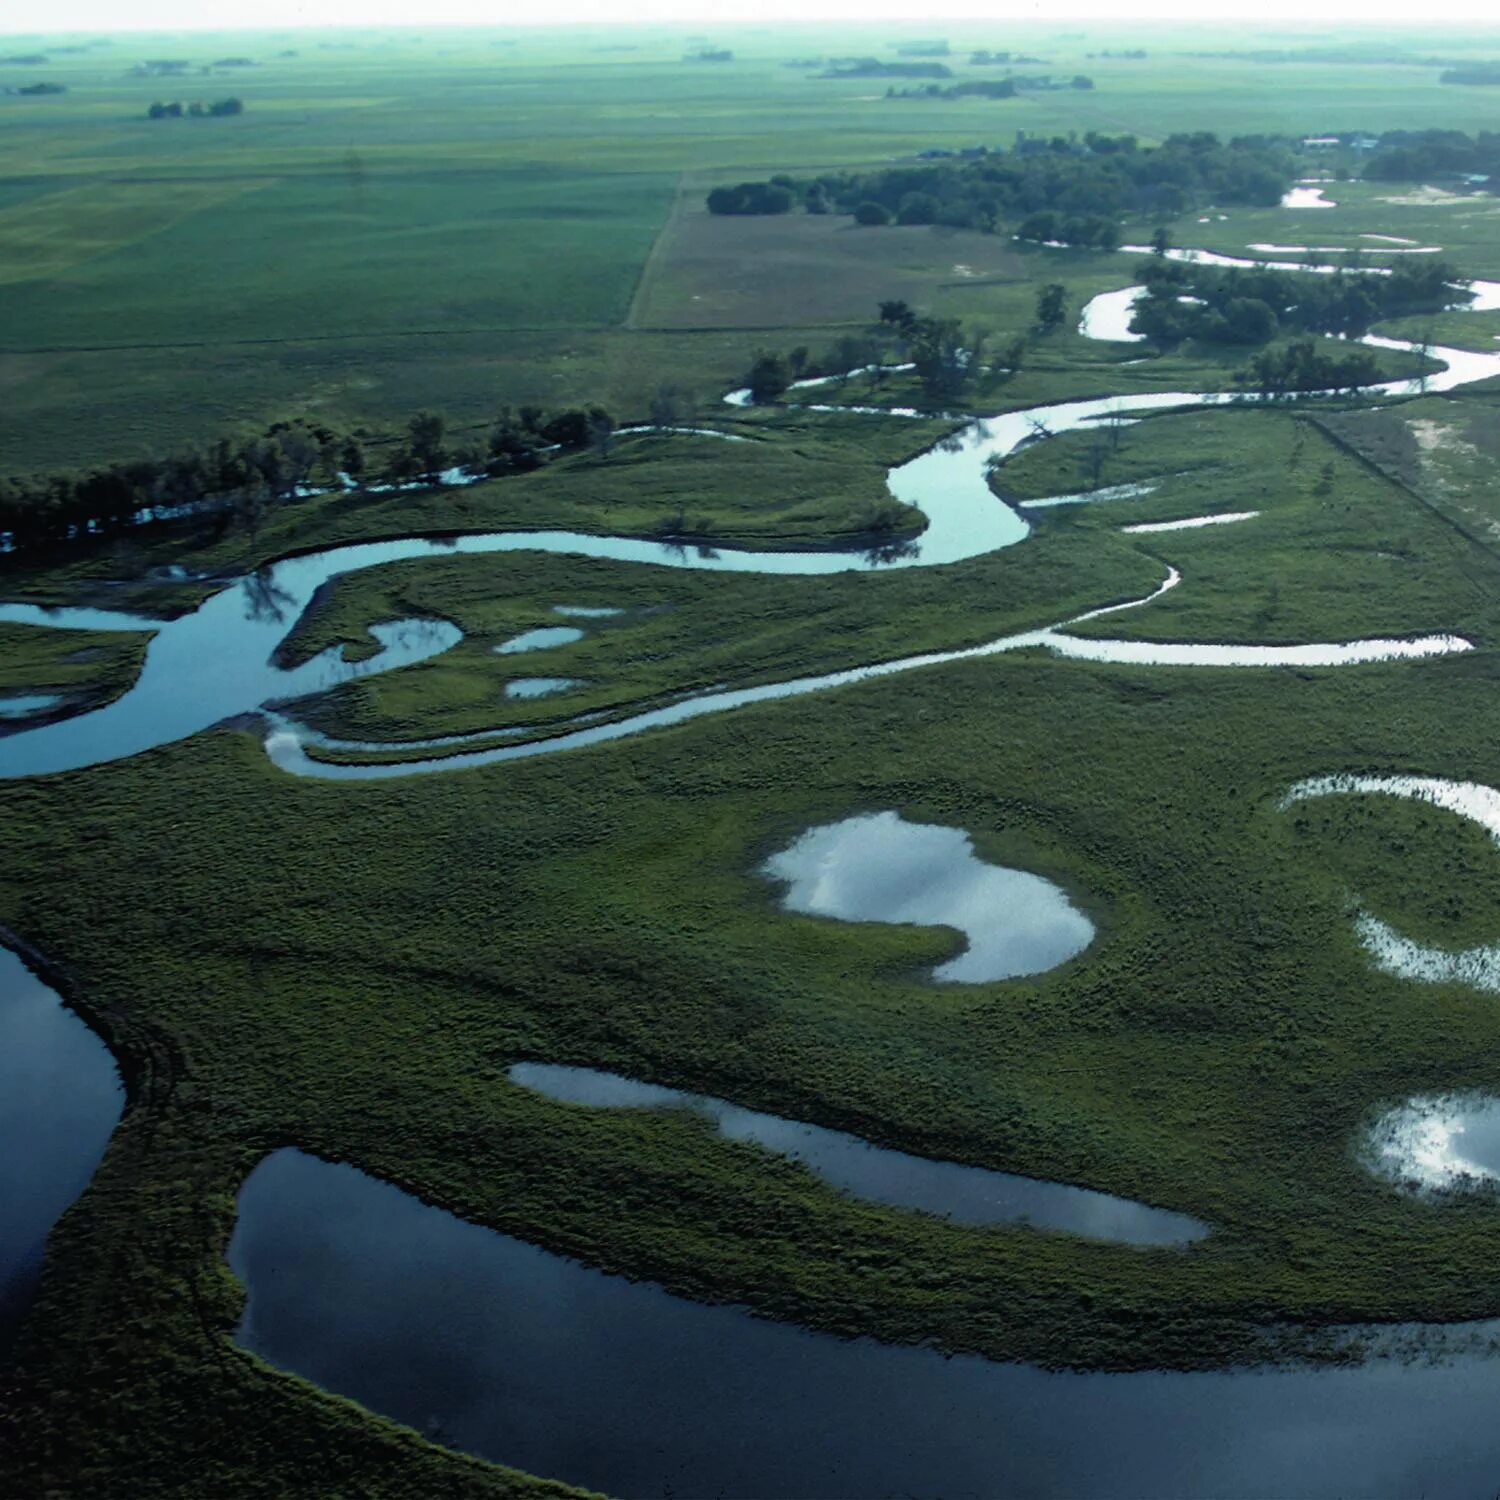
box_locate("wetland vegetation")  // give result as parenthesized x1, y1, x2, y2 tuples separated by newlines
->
(11, 15, 1500, 1500)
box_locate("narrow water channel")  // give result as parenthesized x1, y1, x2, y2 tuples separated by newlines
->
(508, 1061, 1207, 1242)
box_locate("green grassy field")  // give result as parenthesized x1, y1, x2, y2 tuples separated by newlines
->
(11, 20, 1500, 1500)
(4, 22, 1500, 467)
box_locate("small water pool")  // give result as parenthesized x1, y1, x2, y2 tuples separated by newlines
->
(504, 677, 582, 700)
(494, 626, 585, 654)
(762, 810, 1095, 982)
(508, 1060, 1208, 1243)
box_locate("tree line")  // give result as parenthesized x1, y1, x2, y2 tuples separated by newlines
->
(1130, 254, 1470, 346)
(821, 59, 952, 78)
(1441, 68, 1500, 87)
(0, 403, 617, 555)
(705, 180, 796, 215)
(1233, 340, 1385, 397)
(736, 281, 1422, 411)
(739, 297, 1052, 408)
(147, 98, 244, 118)
(1361, 129, 1500, 180)
(706, 132, 1297, 233)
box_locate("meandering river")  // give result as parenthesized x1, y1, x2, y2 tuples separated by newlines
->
(3, 292, 1493, 781)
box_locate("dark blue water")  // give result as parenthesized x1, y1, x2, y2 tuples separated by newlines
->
(230, 1150, 1500, 1500)
(0, 946, 124, 1351)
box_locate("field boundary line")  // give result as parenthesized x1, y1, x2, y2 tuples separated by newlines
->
(1307, 410, 1500, 573)
(0, 318, 878, 358)
(624, 171, 691, 332)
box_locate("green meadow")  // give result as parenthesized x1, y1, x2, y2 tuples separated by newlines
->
(4, 22, 1500, 465)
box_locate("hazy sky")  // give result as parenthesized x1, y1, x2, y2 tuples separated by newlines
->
(2, 0, 1498, 32)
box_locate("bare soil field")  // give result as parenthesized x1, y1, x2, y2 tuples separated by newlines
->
(631, 193, 1028, 330)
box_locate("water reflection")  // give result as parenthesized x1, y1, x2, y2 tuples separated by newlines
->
(1367, 1094, 1500, 1192)
(241, 568, 298, 625)
(266, 571, 1474, 783)
(1282, 184, 1339, 209)
(1043, 632, 1468, 668)
(6, 235, 1499, 782)
(1017, 481, 1157, 510)
(1354, 912, 1500, 994)
(504, 677, 581, 700)
(1121, 511, 1259, 534)
(1282, 773, 1500, 994)
(0, 947, 123, 1351)
(0, 693, 63, 719)
(1282, 774, 1500, 845)
(493, 626, 584, 654)
(509, 1061, 1207, 1242)
(1077, 284, 1147, 342)
(230, 1148, 1500, 1500)
(762, 810, 1095, 982)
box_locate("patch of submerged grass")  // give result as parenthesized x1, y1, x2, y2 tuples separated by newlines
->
(1288, 791, 1500, 951)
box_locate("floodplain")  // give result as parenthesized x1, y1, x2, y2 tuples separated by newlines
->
(10, 18, 1500, 1500)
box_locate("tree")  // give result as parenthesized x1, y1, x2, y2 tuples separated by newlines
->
(407, 411, 448, 480)
(1150, 225, 1171, 257)
(340, 438, 366, 489)
(1016, 209, 1061, 244)
(706, 181, 794, 216)
(587, 407, 616, 459)
(746, 351, 790, 404)
(1035, 283, 1068, 335)
(827, 333, 879, 380)
(1221, 297, 1277, 345)
(487, 408, 550, 472)
(854, 200, 891, 226)
(541, 410, 591, 448)
(649, 383, 695, 426)
(878, 300, 918, 334)
(896, 191, 939, 226)
(1082, 431, 1108, 488)
(992, 335, 1027, 381)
